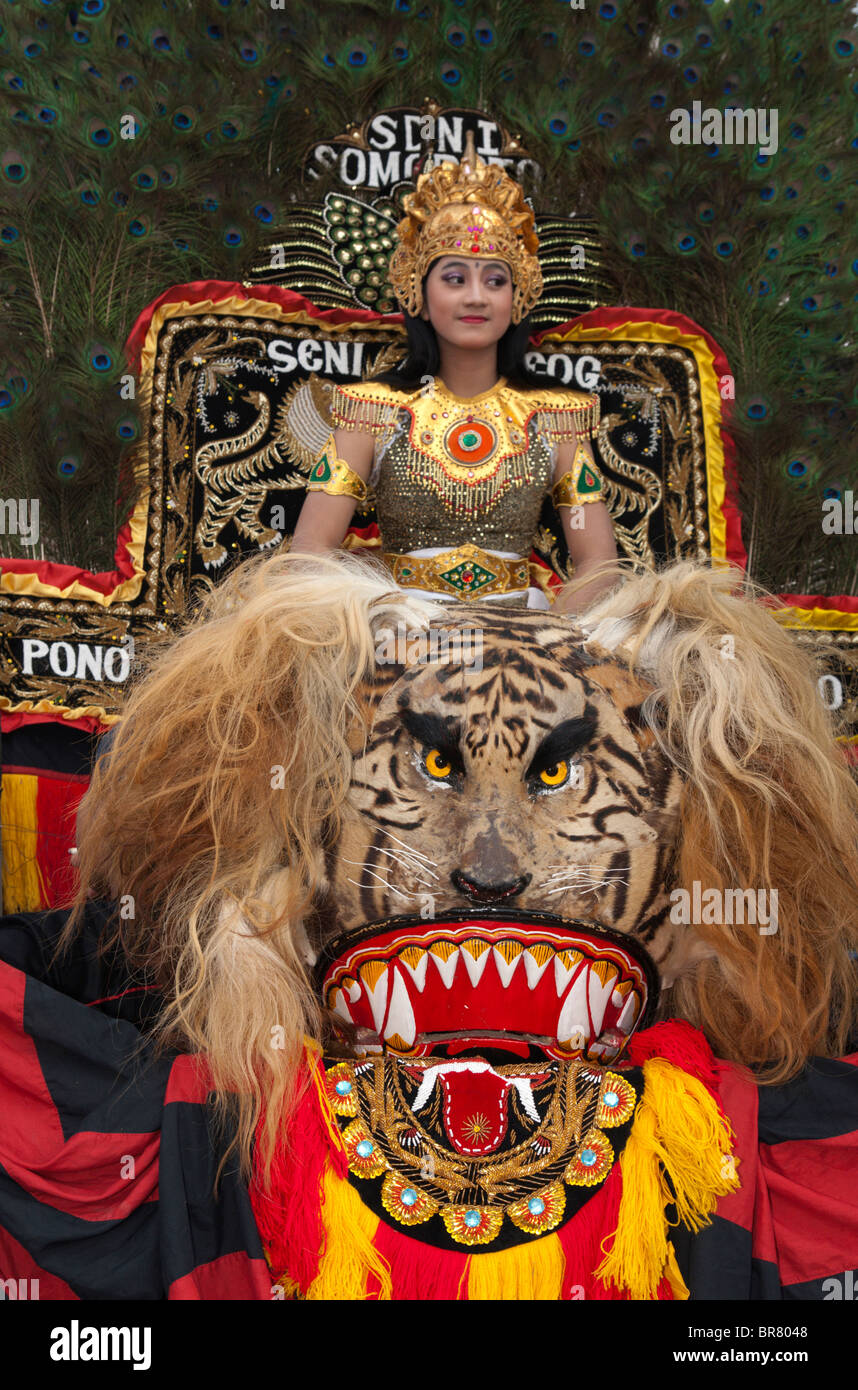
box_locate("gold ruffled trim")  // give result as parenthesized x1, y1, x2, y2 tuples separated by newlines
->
(0, 695, 120, 725)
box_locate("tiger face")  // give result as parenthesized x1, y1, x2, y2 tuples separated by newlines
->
(307, 605, 684, 981)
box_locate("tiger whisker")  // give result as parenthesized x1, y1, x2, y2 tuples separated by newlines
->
(345, 874, 412, 902)
(382, 832, 440, 872)
(374, 847, 438, 885)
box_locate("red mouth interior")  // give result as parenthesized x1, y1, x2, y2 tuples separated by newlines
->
(320, 917, 648, 1062)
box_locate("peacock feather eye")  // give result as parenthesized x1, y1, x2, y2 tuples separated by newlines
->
(424, 750, 453, 780)
(539, 761, 569, 788)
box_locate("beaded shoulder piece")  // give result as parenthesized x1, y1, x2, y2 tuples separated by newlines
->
(330, 378, 600, 442)
(329, 380, 405, 437)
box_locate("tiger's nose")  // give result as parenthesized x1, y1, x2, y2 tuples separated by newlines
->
(451, 869, 532, 905)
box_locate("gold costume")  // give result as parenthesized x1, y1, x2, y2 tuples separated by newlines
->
(315, 374, 603, 607)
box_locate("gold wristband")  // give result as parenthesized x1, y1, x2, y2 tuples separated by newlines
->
(551, 445, 604, 509)
(306, 434, 368, 503)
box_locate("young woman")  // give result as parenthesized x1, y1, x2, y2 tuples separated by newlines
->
(291, 132, 618, 614)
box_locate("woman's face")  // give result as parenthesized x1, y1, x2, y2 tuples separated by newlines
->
(420, 256, 514, 352)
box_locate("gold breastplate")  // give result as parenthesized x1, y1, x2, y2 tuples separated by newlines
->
(371, 378, 555, 553)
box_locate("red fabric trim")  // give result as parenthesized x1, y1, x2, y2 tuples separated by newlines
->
(0, 959, 159, 1221)
(1, 714, 110, 735)
(1, 766, 90, 784)
(759, 1131, 858, 1286)
(249, 1060, 342, 1296)
(367, 1221, 467, 1300)
(558, 1161, 625, 1298)
(625, 1019, 721, 1099)
(35, 776, 86, 908)
(775, 592, 858, 614)
(344, 520, 381, 543)
(709, 1059, 780, 1271)
(86, 986, 159, 1010)
(0, 521, 136, 596)
(529, 549, 563, 589)
(167, 1250, 272, 1300)
(0, 1225, 80, 1299)
(124, 281, 404, 376)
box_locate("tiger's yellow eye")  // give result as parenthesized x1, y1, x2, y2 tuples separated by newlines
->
(425, 749, 453, 779)
(539, 760, 569, 787)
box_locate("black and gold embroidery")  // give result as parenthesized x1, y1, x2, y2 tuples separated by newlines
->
(324, 1054, 641, 1252)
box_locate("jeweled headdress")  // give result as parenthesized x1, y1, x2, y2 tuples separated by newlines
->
(388, 128, 544, 324)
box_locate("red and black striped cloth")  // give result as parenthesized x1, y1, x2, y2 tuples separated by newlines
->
(1, 902, 857, 1300)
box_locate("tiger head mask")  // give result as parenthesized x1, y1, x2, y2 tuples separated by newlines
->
(73, 551, 858, 1169)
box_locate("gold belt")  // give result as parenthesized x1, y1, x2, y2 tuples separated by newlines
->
(382, 543, 531, 600)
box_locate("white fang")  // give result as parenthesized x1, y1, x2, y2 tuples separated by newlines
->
(492, 946, 521, 989)
(523, 949, 552, 990)
(557, 974, 589, 1045)
(384, 971, 416, 1046)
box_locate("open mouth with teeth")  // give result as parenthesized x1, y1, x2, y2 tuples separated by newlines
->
(316, 909, 657, 1064)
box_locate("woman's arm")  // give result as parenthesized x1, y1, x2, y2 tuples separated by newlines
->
(289, 427, 375, 555)
(550, 438, 619, 615)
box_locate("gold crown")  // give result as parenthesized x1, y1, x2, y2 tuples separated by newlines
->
(388, 129, 544, 325)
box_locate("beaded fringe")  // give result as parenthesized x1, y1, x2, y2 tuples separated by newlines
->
(330, 383, 601, 443)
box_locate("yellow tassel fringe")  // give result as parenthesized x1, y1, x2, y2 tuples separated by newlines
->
(306, 1165, 393, 1301)
(596, 1057, 739, 1300)
(466, 1232, 566, 1301)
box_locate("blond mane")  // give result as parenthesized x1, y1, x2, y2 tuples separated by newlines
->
(64, 552, 858, 1185)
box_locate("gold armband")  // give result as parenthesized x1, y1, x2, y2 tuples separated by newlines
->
(551, 445, 604, 509)
(306, 434, 368, 503)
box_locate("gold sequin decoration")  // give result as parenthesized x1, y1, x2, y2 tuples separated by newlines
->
(596, 1073, 637, 1129)
(326, 1053, 640, 1248)
(329, 377, 599, 553)
(441, 1204, 505, 1246)
(506, 1181, 567, 1236)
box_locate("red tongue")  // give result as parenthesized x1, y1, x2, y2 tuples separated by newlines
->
(437, 1068, 513, 1156)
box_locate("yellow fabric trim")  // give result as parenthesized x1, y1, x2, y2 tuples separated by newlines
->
(595, 1056, 739, 1299)
(542, 319, 729, 562)
(0, 697, 120, 725)
(777, 605, 858, 631)
(664, 1241, 691, 1300)
(0, 488, 149, 605)
(341, 533, 382, 552)
(465, 1232, 565, 1301)
(0, 773, 48, 912)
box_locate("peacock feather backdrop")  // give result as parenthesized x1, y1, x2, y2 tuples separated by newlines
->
(0, 0, 856, 594)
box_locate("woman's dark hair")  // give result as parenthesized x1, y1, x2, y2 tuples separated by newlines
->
(372, 264, 551, 393)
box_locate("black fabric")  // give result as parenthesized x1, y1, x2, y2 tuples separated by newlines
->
(0, 903, 266, 1300)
